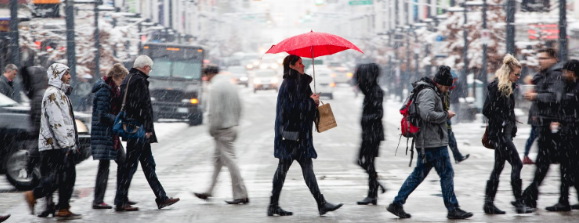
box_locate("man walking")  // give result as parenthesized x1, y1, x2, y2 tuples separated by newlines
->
(194, 65, 249, 204)
(521, 48, 565, 208)
(0, 64, 18, 99)
(24, 63, 81, 220)
(114, 55, 180, 211)
(387, 66, 473, 220)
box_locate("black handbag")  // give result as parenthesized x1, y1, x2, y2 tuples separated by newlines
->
(280, 128, 300, 141)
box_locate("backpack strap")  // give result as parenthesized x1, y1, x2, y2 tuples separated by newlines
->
(120, 75, 134, 112)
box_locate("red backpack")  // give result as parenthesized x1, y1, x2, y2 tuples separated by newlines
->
(397, 84, 433, 166)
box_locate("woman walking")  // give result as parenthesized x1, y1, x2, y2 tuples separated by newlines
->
(482, 54, 534, 214)
(267, 55, 343, 217)
(354, 63, 386, 205)
(91, 63, 129, 209)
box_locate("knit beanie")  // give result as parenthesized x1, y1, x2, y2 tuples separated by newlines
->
(433, 65, 454, 87)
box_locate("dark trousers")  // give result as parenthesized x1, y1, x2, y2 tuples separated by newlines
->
(447, 128, 465, 162)
(524, 125, 539, 157)
(114, 138, 167, 206)
(94, 149, 126, 204)
(523, 125, 560, 203)
(271, 156, 322, 203)
(393, 146, 459, 211)
(357, 140, 379, 198)
(32, 150, 76, 208)
(489, 134, 523, 183)
(557, 126, 579, 204)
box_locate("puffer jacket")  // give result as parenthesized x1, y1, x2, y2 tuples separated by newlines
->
(38, 63, 78, 152)
(413, 77, 449, 149)
(91, 78, 119, 160)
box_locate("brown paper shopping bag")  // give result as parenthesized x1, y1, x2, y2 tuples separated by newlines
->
(315, 101, 337, 133)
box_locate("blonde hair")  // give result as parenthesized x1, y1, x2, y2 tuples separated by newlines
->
(107, 63, 129, 79)
(495, 54, 521, 97)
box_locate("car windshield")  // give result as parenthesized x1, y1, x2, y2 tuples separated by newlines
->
(256, 71, 276, 77)
(150, 58, 202, 79)
(0, 93, 18, 107)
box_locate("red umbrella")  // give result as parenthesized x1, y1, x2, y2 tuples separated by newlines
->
(265, 31, 363, 92)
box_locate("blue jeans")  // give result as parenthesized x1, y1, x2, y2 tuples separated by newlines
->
(393, 146, 459, 211)
(524, 125, 539, 156)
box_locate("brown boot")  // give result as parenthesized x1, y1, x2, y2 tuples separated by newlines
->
(56, 208, 82, 220)
(24, 191, 36, 215)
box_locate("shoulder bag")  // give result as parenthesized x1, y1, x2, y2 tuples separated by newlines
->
(113, 75, 146, 140)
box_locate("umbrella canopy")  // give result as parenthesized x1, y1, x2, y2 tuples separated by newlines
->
(266, 31, 363, 58)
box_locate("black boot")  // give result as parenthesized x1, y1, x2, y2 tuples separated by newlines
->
(386, 203, 411, 218)
(267, 196, 292, 217)
(358, 173, 378, 205)
(316, 194, 343, 216)
(512, 179, 534, 214)
(37, 202, 55, 218)
(546, 202, 571, 212)
(483, 180, 505, 214)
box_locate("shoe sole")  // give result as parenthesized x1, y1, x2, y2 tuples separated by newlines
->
(448, 215, 473, 219)
(115, 208, 139, 212)
(92, 206, 113, 210)
(56, 216, 82, 220)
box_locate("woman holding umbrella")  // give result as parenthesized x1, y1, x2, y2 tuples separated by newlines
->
(268, 55, 343, 217)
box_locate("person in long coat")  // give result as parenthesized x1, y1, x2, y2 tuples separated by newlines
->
(354, 63, 386, 205)
(482, 54, 534, 214)
(91, 63, 129, 209)
(267, 55, 343, 217)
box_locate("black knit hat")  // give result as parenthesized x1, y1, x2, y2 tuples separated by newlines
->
(433, 65, 454, 86)
(563, 60, 579, 77)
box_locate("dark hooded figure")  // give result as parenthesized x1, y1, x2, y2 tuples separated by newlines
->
(545, 59, 579, 212)
(21, 66, 56, 217)
(354, 63, 386, 205)
(268, 55, 343, 217)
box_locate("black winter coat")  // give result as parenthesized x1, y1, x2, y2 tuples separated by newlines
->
(90, 79, 118, 160)
(0, 75, 14, 99)
(359, 81, 384, 145)
(527, 73, 543, 125)
(120, 68, 157, 143)
(274, 68, 318, 159)
(21, 66, 48, 157)
(483, 80, 517, 140)
(558, 80, 579, 126)
(534, 62, 564, 125)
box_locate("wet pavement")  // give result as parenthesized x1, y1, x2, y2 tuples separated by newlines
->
(1, 85, 578, 222)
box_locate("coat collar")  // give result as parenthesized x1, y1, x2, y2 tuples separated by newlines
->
(129, 68, 149, 80)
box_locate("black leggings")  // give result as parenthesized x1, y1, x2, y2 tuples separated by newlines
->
(271, 156, 321, 202)
(358, 140, 380, 197)
(489, 135, 523, 183)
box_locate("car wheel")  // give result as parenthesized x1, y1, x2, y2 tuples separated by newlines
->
(188, 111, 203, 126)
(4, 150, 40, 191)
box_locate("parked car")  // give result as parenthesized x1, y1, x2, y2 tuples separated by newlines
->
(307, 68, 336, 99)
(330, 66, 354, 84)
(227, 66, 249, 87)
(253, 70, 279, 93)
(0, 91, 91, 190)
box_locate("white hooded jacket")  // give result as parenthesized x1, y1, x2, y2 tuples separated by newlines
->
(38, 63, 78, 152)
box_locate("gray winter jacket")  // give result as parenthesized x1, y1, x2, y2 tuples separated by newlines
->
(414, 79, 449, 149)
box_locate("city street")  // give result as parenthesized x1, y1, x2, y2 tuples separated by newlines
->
(1, 84, 578, 222)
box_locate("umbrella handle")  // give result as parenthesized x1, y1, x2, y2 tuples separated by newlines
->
(311, 46, 316, 93)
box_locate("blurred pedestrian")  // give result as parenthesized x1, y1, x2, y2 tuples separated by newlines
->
(521, 48, 565, 208)
(0, 215, 9, 222)
(268, 55, 343, 217)
(523, 73, 543, 165)
(194, 65, 249, 204)
(24, 63, 81, 220)
(545, 59, 579, 212)
(446, 70, 470, 163)
(482, 54, 534, 214)
(21, 66, 55, 217)
(114, 55, 180, 211)
(0, 64, 18, 99)
(354, 63, 386, 205)
(74, 74, 93, 112)
(387, 66, 473, 220)
(90, 63, 129, 209)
